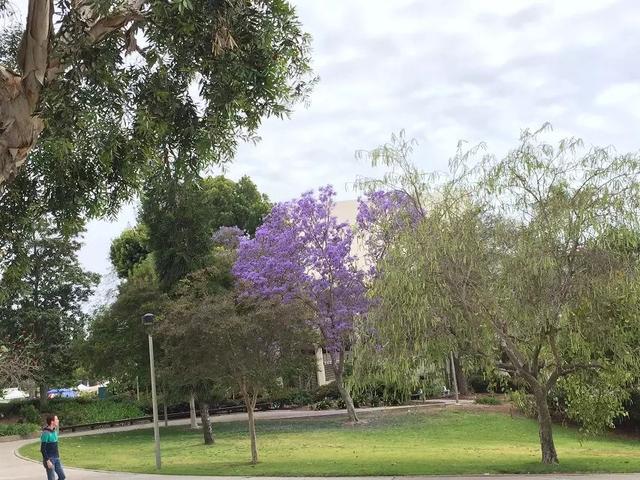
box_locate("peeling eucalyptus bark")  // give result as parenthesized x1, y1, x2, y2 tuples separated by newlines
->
(0, 0, 144, 185)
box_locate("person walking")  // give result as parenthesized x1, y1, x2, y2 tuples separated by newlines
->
(41, 414, 66, 480)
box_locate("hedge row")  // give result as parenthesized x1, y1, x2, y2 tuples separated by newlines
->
(0, 423, 40, 437)
(0, 397, 145, 427)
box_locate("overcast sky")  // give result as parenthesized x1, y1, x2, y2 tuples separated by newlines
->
(10, 0, 640, 306)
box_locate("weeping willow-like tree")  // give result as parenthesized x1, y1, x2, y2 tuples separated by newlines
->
(353, 131, 488, 396)
(355, 125, 640, 464)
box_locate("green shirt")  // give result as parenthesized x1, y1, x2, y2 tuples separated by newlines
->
(40, 427, 60, 461)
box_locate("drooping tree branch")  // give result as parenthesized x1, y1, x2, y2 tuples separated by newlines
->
(0, 343, 39, 388)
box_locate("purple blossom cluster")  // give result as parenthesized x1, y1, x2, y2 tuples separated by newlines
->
(233, 185, 368, 353)
(212, 225, 246, 249)
(356, 190, 422, 270)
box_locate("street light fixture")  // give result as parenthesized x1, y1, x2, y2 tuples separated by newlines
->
(142, 313, 161, 469)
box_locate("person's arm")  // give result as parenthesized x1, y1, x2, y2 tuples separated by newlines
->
(40, 432, 52, 469)
(40, 435, 48, 467)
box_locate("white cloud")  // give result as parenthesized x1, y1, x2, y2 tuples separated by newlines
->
(576, 113, 608, 130)
(595, 82, 640, 118)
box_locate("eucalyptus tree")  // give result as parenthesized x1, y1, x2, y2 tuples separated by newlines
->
(358, 125, 640, 464)
(0, 0, 313, 244)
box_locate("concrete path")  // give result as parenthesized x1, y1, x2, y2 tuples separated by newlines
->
(2, 401, 639, 480)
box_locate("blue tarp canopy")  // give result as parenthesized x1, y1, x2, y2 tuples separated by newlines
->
(47, 388, 78, 398)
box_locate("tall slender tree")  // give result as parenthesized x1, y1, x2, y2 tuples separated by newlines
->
(159, 229, 238, 445)
(0, 217, 99, 406)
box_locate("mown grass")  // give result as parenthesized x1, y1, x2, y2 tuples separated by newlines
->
(19, 408, 640, 476)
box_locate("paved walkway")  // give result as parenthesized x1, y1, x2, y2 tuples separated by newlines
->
(2, 401, 639, 480)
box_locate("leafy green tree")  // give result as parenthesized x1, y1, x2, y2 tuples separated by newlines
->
(0, 217, 99, 406)
(160, 233, 313, 457)
(82, 256, 164, 391)
(354, 132, 486, 395)
(159, 240, 236, 445)
(0, 0, 314, 193)
(141, 174, 270, 290)
(202, 294, 312, 463)
(0, 0, 313, 277)
(109, 225, 150, 279)
(358, 126, 640, 464)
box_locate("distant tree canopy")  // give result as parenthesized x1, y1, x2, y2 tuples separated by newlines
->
(87, 175, 270, 388)
(0, 217, 99, 404)
(124, 174, 271, 290)
(109, 225, 150, 279)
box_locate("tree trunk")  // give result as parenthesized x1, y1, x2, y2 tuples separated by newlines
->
(39, 382, 48, 409)
(189, 393, 198, 429)
(0, 1, 144, 185)
(442, 358, 451, 391)
(163, 402, 168, 427)
(244, 393, 259, 465)
(332, 367, 358, 422)
(0, 0, 50, 186)
(199, 402, 214, 445)
(452, 354, 469, 396)
(533, 387, 558, 464)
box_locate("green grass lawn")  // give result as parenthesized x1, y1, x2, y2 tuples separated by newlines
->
(19, 408, 640, 476)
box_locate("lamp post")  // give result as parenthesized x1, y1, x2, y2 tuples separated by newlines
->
(142, 313, 161, 469)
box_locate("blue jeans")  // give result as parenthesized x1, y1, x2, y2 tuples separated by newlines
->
(45, 457, 66, 480)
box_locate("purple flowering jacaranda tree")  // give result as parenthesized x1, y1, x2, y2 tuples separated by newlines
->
(233, 185, 367, 422)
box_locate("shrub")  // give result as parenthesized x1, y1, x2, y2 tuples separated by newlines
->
(311, 399, 336, 410)
(313, 383, 341, 402)
(19, 404, 41, 424)
(475, 395, 502, 405)
(352, 381, 410, 407)
(420, 382, 447, 399)
(217, 398, 243, 408)
(469, 372, 518, 394)
(47, 398, 145, 426)
(0, 423, 40, 437)
(618, 390, 640, 431)
(0, 399, 39, 418)
(267, 388, 313, 408)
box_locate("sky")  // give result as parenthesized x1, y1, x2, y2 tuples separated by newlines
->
(9, 0, 640, 306)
